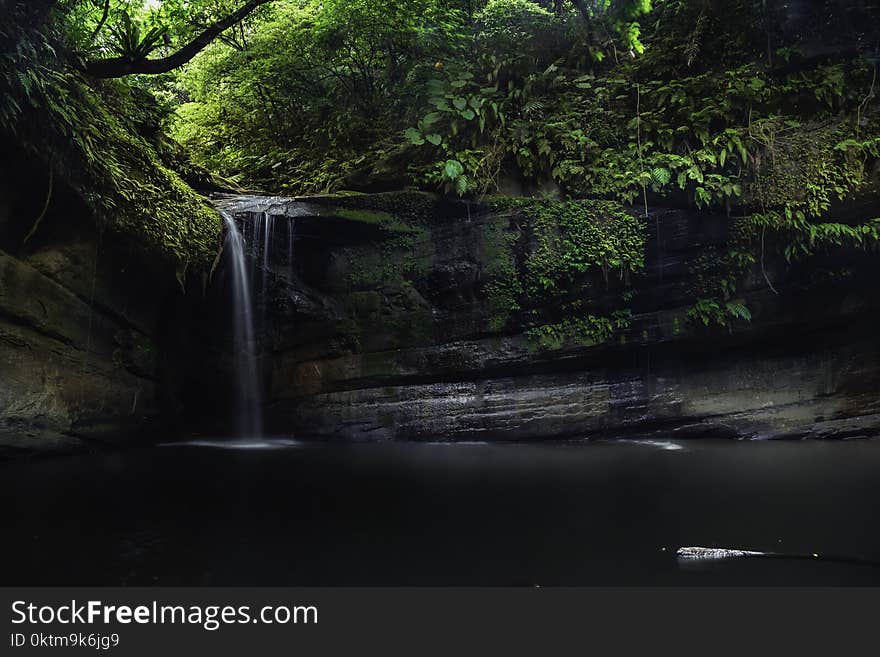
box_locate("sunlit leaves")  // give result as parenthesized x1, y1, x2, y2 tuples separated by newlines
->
(405, 127, 424, 145)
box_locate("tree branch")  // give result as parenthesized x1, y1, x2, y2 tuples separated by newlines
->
(85, 0, 271, 78)
(88, 0, 111, 43)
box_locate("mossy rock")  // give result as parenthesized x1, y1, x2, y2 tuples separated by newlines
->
(482, 196, 645, 341)
(1, 23, 220, 271)
(318, 191, 445, 227)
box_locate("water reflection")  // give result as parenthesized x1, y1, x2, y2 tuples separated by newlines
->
(159, 438, 304, 450)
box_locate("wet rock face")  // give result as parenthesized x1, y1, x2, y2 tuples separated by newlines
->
(5, 178, 877, 451)
(0, 164, 187, 455)
(212, 193, 880, 442)
(277, 334, 879, 442)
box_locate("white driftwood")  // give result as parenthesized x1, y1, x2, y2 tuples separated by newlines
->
(676, 546, 766, 561)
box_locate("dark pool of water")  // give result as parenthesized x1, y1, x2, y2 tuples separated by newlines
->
(2, 438, 880, 585)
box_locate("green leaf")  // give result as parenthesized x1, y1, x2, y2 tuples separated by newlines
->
(453, 97, 467, 111)
(425, 133, 442, 145)
(650, 167, 671, 186)
(834, 138, 861, 151)
(404, 127, 424, 145)
(694, 186, 711, 206)
(443, 159, 464, 180)
(725, 301, 752, 322)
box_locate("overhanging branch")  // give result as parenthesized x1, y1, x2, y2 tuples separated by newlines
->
(85, 0, 271, 78)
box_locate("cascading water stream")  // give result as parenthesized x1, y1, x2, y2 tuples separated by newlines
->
(218, 199, 301, 439)
(220, 211, 263, 438)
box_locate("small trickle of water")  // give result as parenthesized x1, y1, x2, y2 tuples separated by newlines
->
(220, 211, 263, 438)
(287, 217, 296, 280)
(261, 212, 274, 318)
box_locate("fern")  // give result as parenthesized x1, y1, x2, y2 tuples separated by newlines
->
(522, 99, 545, 115)
(110, 12, 167, 60)
(725, 301, 752, 322)
(650, 166, 671, 186)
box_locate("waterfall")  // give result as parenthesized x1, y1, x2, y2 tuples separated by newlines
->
(220, 211, 263, 438)
(217, 198, 302, 438)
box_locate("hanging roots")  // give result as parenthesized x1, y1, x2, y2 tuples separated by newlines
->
(22, 167, 54, 246)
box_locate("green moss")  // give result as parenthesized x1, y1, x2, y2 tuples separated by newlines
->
(65, 77, 219, 269)
(686, 111, 880, 327)
(336, 208, 396, 224)
(343, 225, 429, 291)
(1, 21, 219, 270)
(527, 316, 607, 350)
(483, 196, 645, 340)
(323, 191, 439, 226)
(346, 249, 389, 288)
(335, 207, 421, 234)
(482, 216, 522, 331)
(490, 197, 645, 292)
(333, 195, 435, 290)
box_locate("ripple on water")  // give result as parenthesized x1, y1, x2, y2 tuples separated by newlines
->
(614, 439, 686, 451)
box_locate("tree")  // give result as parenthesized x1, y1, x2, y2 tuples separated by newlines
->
(84, 0, 273, 78)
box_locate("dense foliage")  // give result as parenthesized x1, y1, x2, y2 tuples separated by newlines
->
(2, 0, 879, 335)
(164, 0, 880, 329)
(165, 0, 655, 193)
(0, 1, 221, 270)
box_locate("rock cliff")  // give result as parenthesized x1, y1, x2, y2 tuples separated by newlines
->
(0, 156, 193, 455)
(199, 192, 880, 442)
